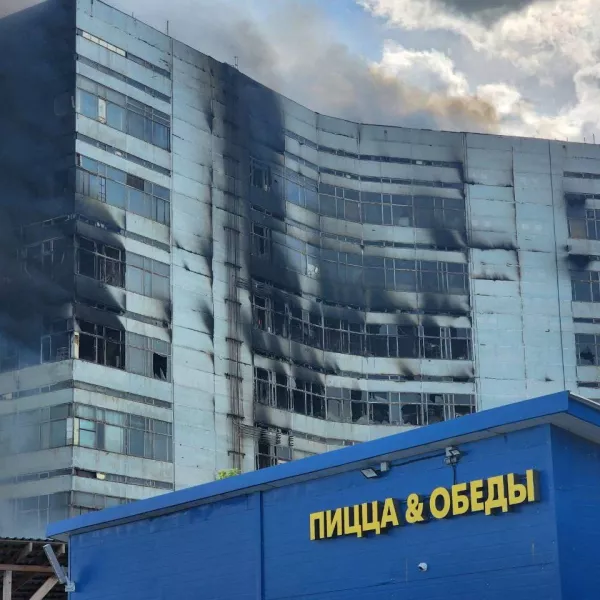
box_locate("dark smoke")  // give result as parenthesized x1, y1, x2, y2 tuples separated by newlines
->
(433, 0, 553, 23)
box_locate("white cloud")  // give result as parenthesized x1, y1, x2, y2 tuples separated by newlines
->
(360, 0, 600, 140)
(376, 41, 470, 97)
(360, 0, 600, 75)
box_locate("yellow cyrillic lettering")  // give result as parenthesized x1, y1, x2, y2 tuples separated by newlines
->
(429, 487, 451, 520)
(470, 479, 486, 512)
(451, 483, 470, 516)
(507, 473, 527, 506)
(361, 501, 381, 535)
(485, 475, 509, 515)
(526, 469, 539, 502)
(343, 504, 363, 538)
(380, 498, 400, 530)
(325, 508, 343, 538)
(405, 493, 426, 523)
(309, 511, 325, 541)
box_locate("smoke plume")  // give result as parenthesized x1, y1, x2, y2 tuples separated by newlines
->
(109, 0, 499, 133)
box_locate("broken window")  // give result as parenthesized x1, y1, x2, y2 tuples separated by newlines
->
(401, 394, 424, 426)
(326, 397, 344, 423)
(251, 223, 271, 258)
(369, 402, 390, 425)
(324, 318, 344, 353)
(252, 367, 475, 425)
(253, 295, 269, 330)
(76, 237, 125, 287)
(256, 442, 277, 470)
(250, 290, 470, 361)
(254, 368, 271, 405)
(41, 319, 73, 363)
(275, 374, 289, 410)
(272, 299, 287, 336)
(425, 394, 445, 424)
(250, 161, 272, 191)
(25, 238, 70, 280)
(366, 324, 389, 357)
(453, 394, 476, 418)
(292, 384, 306, 415)
(450, 328, 471, 360)
(421, 327, 443, 359)
(308, 180, 466, 231)
(307, 384, 326, 419)
(576, 333, 598, 366)
(351, 398, 368, 424)
(78, 320, 125, 369)
(153, 352, 168, 380)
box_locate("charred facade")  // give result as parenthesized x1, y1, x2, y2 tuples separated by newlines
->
(0, 0, 594, 537)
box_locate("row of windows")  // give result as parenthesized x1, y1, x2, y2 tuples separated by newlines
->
(0, 403, 172, 462)
(77, 133, 171, 176)
(76, 154, 170, 225)
(41, 318, 171, 381)
(11, 491, 130, 531)
(316, 189, 465, 230)
(78, 237, 170, 298)
(25, 236, 170, 300)
(256, 441, 292, 470)
(285, 178, 464, 230)
(77, 55, 171, 102)
(253, 296, 471, 360)
(286, 153, 464, 191)
(255, 368, 475, 425)
(251, 161, 465, 230)
(251, 224, 469, 294)
(75, 467, 173, 490)
(0, 466, 173, 491)
(75, 404, 172, 462)
(284, 129, 462, 169)
(564, 171, 600, 180)
(78, 29, 171, 78)
(77, 75, 170, 150)
(0, 404, 67, 454)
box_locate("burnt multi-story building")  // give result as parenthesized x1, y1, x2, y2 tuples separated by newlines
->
(0, 0, 598, 537)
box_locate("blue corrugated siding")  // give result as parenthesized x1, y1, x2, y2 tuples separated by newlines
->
(551, 427, 600, 600)
(69, 425, 562, 600)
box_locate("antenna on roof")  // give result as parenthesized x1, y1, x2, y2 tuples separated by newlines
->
(234, 56, 239, 70)
(167, 20, 170, 36)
